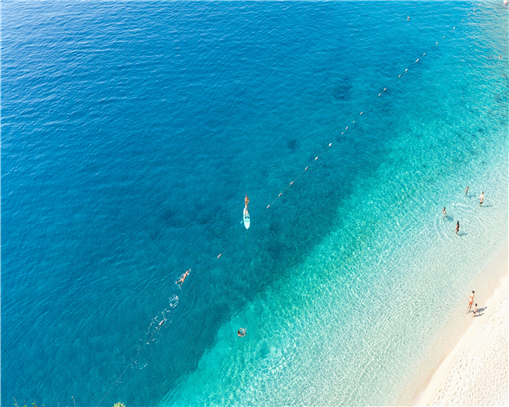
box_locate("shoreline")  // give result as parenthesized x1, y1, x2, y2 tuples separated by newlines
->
(412, 244, 508, 406)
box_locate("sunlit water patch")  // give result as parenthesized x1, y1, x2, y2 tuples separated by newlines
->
(2, 2, 507, 406)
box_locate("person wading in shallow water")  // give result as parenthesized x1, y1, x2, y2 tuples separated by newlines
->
(455, 221, 460, 235)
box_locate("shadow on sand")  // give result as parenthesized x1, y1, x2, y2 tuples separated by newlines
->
(473, 306, 488, 317)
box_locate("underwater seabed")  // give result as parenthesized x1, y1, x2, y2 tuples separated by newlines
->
(2, 2, 507, 406)
(163, 108, 508, 405)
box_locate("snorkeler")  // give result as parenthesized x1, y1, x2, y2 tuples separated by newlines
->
(175, 268, 191, 287)
(237, 328, 246, 337)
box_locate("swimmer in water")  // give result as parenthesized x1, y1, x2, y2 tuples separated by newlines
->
(455, 221, 460, 234)
(175, 268, 190, 287)
(443, 207, 447, 217)
(407, 16, 410, 21)
(237, 328, 246, 337)
(465, 186, 469, 195)
(479, 191, 485, 205)
(467, 290, 475, 313)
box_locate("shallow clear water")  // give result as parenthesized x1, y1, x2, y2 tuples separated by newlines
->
(2, 2, 507, 406)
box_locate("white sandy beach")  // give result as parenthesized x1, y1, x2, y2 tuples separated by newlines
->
(413, 247, 508, 407)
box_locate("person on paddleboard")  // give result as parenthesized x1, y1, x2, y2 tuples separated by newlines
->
(175, 268, 190, 287)
(245, 194, 249, 214)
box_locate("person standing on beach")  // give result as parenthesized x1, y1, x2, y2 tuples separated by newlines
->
(472, 303, 478, 317)
(455, 221, 460, 234)
(443, 207, 447, 217)
(467, 290, 475, 313)
(479, 191, 485, 206)
(465, 186, 469, 195)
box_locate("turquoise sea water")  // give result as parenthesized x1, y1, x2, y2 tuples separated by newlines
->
(2, 2, 507, 406)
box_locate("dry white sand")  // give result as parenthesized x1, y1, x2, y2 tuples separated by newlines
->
(413, 259, 508, 407)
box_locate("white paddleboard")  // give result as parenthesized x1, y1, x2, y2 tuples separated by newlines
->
(243, 208, 250, 229)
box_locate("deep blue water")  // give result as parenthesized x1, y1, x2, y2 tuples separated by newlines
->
(2, 2, 507, 406)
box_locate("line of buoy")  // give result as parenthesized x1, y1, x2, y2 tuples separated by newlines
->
(211, 2, 484, 285)
(96, 4, 485, 405)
